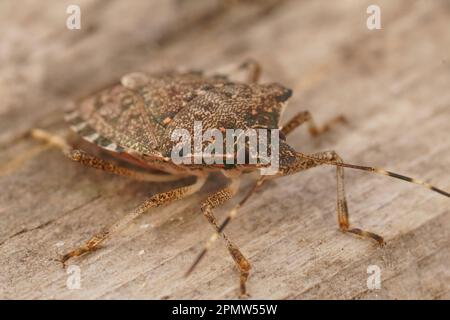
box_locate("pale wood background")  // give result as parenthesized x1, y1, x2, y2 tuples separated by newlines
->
(0, 0, 449, 299)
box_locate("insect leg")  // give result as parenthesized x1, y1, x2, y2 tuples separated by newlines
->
(281, 111, 347, 137)
(210, 59, 261, 83)
(31, 129, 182, 182)
(60, 175, 207, 266)
(304, 151, 385, 244)
(279, 149, 384, 245)
(239, 59, 262, 83)
(64, 149, 183, 182)
(186, 178, 252, 297)
(277, 149, 384, 245)
(184, 177, 264, 283)
(0, 143, 53, 176)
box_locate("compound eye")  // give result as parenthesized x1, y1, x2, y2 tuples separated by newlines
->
(275, 88, 293, 102)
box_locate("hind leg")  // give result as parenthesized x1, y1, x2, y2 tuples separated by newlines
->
(30, 129, 182, 182)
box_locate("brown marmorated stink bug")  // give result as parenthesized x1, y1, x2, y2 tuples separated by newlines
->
(30, 60, 449, 297)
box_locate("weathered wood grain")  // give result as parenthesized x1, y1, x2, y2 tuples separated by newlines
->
(0, 0, 449, 299)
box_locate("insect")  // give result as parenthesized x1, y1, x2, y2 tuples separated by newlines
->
(31, 60, 449, 298)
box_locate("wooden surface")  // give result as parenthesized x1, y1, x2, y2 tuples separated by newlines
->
(1, 0, 449, 299)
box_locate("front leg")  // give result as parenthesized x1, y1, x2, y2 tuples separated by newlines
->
(278, 149, 384, 245)
(186, 178, 252, 298)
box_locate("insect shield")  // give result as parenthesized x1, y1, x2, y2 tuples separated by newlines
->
(170, 121, 280, 175)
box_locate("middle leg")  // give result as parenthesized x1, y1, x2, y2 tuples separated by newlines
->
(61, 175, 207, 265)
